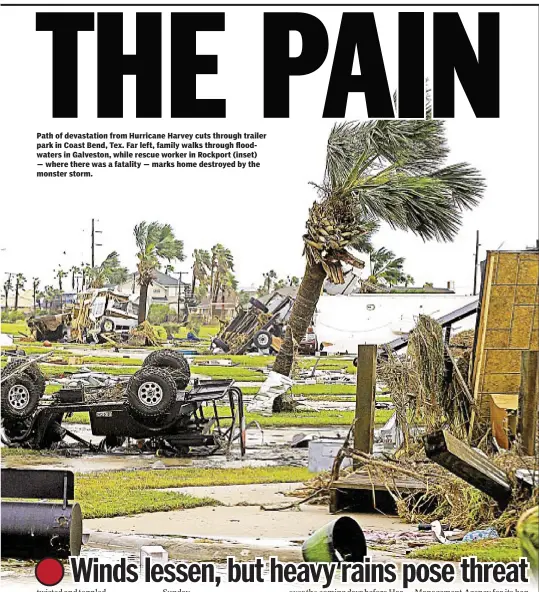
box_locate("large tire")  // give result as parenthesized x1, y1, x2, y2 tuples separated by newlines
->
(212, 337, 230, 353)
(126, 366, 177, 419)
(101, 318, 115, 333)
(249, 297, 269, 313)
(253, 330, 272, 350)
(1, 375, 41, 419)
(142, 349, 191, 389)
(3, 358, 46, 397)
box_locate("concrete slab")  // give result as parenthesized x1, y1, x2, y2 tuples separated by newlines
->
(162, 482, 306, 506)
(86, 504, 411, 542)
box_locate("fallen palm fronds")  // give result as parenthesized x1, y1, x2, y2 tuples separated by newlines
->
(378, 315, 474, 446)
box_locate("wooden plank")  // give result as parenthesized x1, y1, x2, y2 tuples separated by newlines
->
(332, 472, 426, 493)
(354, 345, 377, 456)
(423, 429, 512, 506)
(518, 350, 539, 455)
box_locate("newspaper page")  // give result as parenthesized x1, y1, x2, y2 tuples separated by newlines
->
(0, 1, 538, 592)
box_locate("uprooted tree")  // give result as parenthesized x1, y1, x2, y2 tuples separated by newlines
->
(272, 115, 486, 392)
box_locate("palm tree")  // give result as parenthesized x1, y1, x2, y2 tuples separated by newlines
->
(54, 266, 68, 291)
(369, 247, 407, 287)
(80, 262, 92, 291)
(272, 116, 485, 378)
(14, 273, 26, 310)
(32, 277, 40, 310)
(164, 264, 175, 275)
(70, 265, 81, 291)
(191, 249, 211, 297)
(3, 274, 13, 310)
(262, 270, 277, 294)
(44, 285, 55, 311)
(88, 251, 129, 288)
(209, 244, 234, 305)
(403, 274, 415, 287)
(191, 249, 211, 300)
(134, 221, 184, 324)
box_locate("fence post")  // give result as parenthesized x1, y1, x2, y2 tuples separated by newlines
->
(518, 350, 539, 455)
(354, 344, 377, 458)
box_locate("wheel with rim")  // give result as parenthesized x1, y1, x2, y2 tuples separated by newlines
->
(126, 366, 176, 419)
(101, 318, 115, 333)
(3, 358, 46, 397)
(1, 375, 41, 419)
(211, 337, 230, 353)
(253, 330, 272, 350)
(142, 349, 191, 389)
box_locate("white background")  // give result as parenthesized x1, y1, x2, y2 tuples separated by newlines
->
(0, 2, 537, 294)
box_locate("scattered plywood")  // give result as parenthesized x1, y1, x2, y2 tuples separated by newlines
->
(471, 250, 539, 428)
(424, 429, 512, 506)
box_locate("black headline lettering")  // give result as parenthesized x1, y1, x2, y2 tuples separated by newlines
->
(36, 11, 500, 119)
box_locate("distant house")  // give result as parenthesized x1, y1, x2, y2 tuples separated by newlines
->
(116, 270, 192, 313)
(188, 295, 238, 321)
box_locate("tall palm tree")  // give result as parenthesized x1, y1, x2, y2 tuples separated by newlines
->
(44, 285, 55, 311)
(32, 277, 40, 310)
(54, 266, 68, 291)
(272, 116, 485, 378)
(70, 265, 81, 291)
(14, 273, 26, 310)
(210, 244, 234, 304)
(191, 249, 211, 301)
(134, 221, 184, 324)
(3, 274, 13, 310)
(263, 270, 278, 294)
(81, 262, 92, 291)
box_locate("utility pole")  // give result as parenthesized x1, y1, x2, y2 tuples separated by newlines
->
(91, 218, 102, 267)
(473, 230, 480, 296)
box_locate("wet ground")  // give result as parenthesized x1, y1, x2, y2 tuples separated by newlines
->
(1, 425, 355, 472)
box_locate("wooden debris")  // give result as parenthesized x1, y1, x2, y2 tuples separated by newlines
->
(423, 429, 512, 506)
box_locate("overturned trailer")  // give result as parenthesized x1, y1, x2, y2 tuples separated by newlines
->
(215, 290, 317, 355)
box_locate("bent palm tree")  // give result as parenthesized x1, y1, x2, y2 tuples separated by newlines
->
(191, 249, 211, 299)
(134, 222, 184, 324)
(272, 117, 485, 378)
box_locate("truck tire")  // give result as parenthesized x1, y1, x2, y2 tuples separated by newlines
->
(142, 349, 191, 389)
(212, 337, 230, 353)
(2, 358, 46, 398)
(249, 297, 269, 313)
(253, 330, 272, 350)
(101, 318, 115, 333)
(1, 375, 41, 419)
(126, 367, 177, 419)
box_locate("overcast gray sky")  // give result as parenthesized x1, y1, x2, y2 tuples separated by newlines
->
(1, 4, 537, 295)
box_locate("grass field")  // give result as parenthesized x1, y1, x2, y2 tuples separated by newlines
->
(63, 407, 392, 427)
(77, 465, 311, 518)
(1, 321, 30, 335)
(408, 538, 521, 562)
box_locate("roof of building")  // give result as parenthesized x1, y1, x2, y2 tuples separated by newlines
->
(129, 270, 189, 286)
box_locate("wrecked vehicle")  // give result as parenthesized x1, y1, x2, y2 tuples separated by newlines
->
(214, 290, 318, 355)
(71, 288, 139, 343)
(27, 313, 72, 342)
(0, 350, 246, 456)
